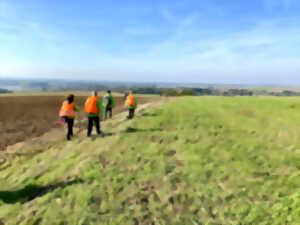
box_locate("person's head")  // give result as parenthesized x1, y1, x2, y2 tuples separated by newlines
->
(129, 90, 133, 94)
(92, 90, 98, 97)
(107, 90, 111, 94)
(67, 94, 74, 103)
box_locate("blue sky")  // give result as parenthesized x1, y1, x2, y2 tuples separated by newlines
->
(0, 0, 300, 84)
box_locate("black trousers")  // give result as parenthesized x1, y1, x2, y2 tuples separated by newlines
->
(66, 117, 74, 140)
(128, 108, 135, 119)
(87, 117, 101, 136)
(105, 107, 112, 120)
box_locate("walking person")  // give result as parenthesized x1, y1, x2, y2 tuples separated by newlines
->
(84, 91, 103, 137)
(124, 91, 129, 101)
(59, 94, 79, 140)
(103, 90, 115, 120)
(125, 91, 137, 119)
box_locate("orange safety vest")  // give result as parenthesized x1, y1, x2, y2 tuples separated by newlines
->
(126, 94, 136, 106)
(85, 96, 100, 114)
(59, 101, 75, 117)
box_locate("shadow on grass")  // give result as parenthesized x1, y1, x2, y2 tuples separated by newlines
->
(142, 112, 159, 117)
(0, 179, 84, 204)
(89, 132, 116, 141)
(125, 127, 163, 133)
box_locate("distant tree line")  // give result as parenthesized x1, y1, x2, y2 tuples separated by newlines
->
(223, 89, 253, 96)
(131, 88, 162, 95)
(25, 82, 49, 91)
(132, 87, 253, 96)
(0, 88, 11, 94)
(131, 87, 300, 97)
(1, 78, 300, 97)
(269, 90, 300, 96)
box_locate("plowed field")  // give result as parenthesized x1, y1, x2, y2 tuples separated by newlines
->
(0, 95, 156, 150)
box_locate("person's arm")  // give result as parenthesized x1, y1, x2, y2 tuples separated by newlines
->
(111, 96, 115, 108)
(97, 100, 103, 116)
(102, 96, 107, 108)
(74, 104, 80, 112)
(134, 98, 138, 108)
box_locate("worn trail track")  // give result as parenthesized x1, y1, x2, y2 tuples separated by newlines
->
(0, 96, 157, 151)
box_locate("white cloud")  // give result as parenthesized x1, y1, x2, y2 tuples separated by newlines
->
(88, 15, 300, 83)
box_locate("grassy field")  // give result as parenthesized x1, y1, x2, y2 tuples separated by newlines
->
(0, 97, 299, 225)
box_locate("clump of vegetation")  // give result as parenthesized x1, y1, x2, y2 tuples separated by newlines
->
(131, 87, 162, 95)
(161, 88, 197, 96)
(0, 88, 11, 94)
(0, 97, 299, 224)
(128, 87, 300, 96)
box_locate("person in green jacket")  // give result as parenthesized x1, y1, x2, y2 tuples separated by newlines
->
(84, 91, 103, 137)
(103, 90, 115, 120)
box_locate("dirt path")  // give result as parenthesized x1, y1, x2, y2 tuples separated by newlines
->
(0, 96, 158, 151)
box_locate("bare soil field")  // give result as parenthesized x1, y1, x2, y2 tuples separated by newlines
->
(0, 95, 156, 151)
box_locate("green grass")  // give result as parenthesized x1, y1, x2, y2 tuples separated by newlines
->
(0, 97, 299, 225)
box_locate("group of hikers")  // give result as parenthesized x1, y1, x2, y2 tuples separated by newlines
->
(59, 90, 137, 140)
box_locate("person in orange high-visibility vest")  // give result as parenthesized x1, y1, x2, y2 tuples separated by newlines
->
(125, 90, 137, 119)
(85, 91, 103, 137)
(59, 94, 79, 140)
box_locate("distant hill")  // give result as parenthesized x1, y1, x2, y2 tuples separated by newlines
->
(1, 78, 300, 96)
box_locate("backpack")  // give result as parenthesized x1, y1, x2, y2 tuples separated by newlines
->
(126, 94, 136, 107)
(105, 95, 112, 108)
